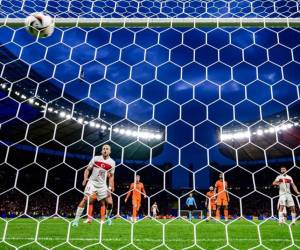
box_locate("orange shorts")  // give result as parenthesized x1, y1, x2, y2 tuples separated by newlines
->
(216, 196, 228, 206)
(132, 198, 141, 208)
(209, 203, 216, 211)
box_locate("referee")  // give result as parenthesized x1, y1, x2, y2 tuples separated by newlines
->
(186, 193, 197, 221)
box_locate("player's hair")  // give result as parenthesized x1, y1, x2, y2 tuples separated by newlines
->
(102, 144, 111, 150)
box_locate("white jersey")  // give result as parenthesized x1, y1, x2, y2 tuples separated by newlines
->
(87, 155, 115, 188)
(275, 174, 294, 195)
(152, 204, 158, 214)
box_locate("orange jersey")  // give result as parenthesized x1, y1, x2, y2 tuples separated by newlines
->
(129, 182, 146, 200)
(215, 180, 228, 198)
(206, 191, 216, 204)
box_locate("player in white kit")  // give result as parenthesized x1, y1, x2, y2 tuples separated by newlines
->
(151, 202, 159, 219)
(72, 144, 115, 227)
(272, 166, 300, 224)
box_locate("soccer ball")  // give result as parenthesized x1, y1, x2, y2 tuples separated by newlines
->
(25, 12, 54, 38)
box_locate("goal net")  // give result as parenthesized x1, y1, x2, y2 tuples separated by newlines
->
(0, 0, 300, 249)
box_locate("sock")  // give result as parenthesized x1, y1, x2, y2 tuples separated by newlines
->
(133, 207, 137, 221)
(189, 211, 192, 220)
(278, 211, 284, 223)
(100, 205, 106, 221)
(106, 204, 113, 219)
(88, 204, 93, 220)
(224, 209, 228, 220)
(216, 209, 220, 220)
(291, 212, 296, 223)
(75, 207, 84, 221)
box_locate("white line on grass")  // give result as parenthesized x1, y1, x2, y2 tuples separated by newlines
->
(4, 237, 299, 242)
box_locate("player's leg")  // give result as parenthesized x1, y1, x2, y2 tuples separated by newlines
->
(97, 187, 110, 224)
(188, 206, 192, 221)
(290, 206, 297, 224)
(84, 193, 97, 223)
(216, 196, 222, 220)
(73, 194, 96, 227)
(105, 194, 113, 225)
(100, 205, 106, 223)
(132, 199, 138, 222)
(287, 195, 296, 224)
(73, 197, 87, 226)
(223, 199, 229, 221)
(278, 204, 285, 224)
(278, 195, 286, 224)
(224, 205, 228, 221)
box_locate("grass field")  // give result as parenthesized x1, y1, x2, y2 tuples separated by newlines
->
(0, 218, 299, 249)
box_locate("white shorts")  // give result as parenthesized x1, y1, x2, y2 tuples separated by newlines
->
(84, 181, 108, 201)
(278, 194, 295, 207)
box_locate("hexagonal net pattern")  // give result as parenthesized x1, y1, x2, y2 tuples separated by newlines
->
(1, 1, 300, 250)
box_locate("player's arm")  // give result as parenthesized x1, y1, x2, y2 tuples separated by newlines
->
(108, 173, 114, 192)
(82, 165, 92, 186)
(141, 183, 147, 198)
(125, 183, 133, 202)
(225, 182, 230, 202)
(291, 182, 300, 195)
(193, 198, 197, 209)
(186, 198, 189, 207)
(205, 196, 209, 208)
(272, 176, 281, 186)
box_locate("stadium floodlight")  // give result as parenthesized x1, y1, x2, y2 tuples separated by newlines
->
(268, 127, 275, 133)
(280, 124, 288, 130)
(125, 130, 132, 136)
(113, 128, 120, 133)
(1, 84, 6, 89)
(15, 91, 20, 96)
(20, 94, 27, 99)
(155, 134, 163, 140)
(77, 118, 84, 124)
(28, 99, 34, 104)
(256, 129, 263, 136)
(89, 121, 96, 127)
(66, 114, 72, 119)
(47, 107, 53, 112)
(59, 111, 66, 118)
(119, 129, 125, 134)
(100, 125, 107, 130)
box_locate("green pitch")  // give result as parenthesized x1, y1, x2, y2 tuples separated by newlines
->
(0, 218, 299, 249)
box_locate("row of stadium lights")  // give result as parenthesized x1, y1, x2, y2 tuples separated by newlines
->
(221, 122, 299, 141)
(1, 83, 163, 141)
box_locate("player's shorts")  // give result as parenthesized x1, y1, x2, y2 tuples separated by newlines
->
(132, 198, 141, 208)
(216, 196, 228, 206)
(278, 194, 295, 207)
(187, 205, 196, 211)
(209, 203, 216, 211)
(84, 181, 108, 201)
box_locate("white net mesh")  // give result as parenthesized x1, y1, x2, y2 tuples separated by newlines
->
(0, 0, 300, 250)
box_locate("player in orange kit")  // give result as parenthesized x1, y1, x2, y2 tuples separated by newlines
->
(215, 173, 229, 221)
(205, 186, 216, 220)
(125, 175, 147, 222)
